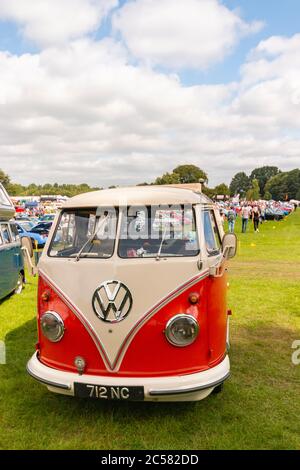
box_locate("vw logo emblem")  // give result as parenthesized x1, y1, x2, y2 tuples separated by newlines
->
(92, 280, 133, 323)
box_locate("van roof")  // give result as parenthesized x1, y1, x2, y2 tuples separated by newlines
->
(63, 184, 212, 208)
(0, 183, 15, 220)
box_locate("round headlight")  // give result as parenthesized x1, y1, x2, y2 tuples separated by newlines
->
(40, 311, 65, 343)
(165, 314, 199, 347)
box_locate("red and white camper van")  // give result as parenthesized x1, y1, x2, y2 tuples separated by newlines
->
(27, 184, 236, 401)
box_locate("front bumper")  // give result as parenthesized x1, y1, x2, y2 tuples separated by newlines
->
(27, 353, 230, 402)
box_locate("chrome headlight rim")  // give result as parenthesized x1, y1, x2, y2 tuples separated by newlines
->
(165, 314, 199, 347)
(40, 311, 65, 343)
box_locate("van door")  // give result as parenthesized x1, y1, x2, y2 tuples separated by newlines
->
(0, 229, 6, 299)
(10, 222, 24, 279)
(0, 223, 18, 297)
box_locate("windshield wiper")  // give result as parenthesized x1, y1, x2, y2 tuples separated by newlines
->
(156, 225, 168, 261)
(75, 216, 108, 262)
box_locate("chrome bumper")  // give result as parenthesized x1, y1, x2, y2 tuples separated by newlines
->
(27, 353, 230, 402)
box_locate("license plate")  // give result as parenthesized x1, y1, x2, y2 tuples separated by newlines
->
(74, 383, 144, 401)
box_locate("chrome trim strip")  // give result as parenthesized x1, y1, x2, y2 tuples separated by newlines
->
(149, 372, 230, 396)
(26, 363, 71, 391)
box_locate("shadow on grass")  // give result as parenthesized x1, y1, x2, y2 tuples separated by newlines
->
(3, 318, 198, 418)
(0, 291, 14, 306)
(1, 318, 299, 449)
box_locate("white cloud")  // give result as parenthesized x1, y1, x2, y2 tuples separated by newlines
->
(0, 31, 300, 188)
(235, 34, 300, 131)
(113, 0, 263, 70)
(0, 0, 118, 46)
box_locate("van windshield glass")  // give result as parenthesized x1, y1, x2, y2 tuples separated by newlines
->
(118, 205, 199, 258)
(49, 208, 117, 258)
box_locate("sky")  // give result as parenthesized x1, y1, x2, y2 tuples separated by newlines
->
(0, 0, 299, 188)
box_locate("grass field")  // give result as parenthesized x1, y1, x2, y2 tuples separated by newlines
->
(0, 211, 299, 450)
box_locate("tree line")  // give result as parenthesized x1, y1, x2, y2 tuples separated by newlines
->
(1, 164, 300, 201)
(0, 170, 101, 198)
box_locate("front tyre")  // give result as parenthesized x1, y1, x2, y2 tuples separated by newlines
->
(212, 383, 224, 395)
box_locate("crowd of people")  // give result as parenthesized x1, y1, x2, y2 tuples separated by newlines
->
(12, 197, 64, 221)
(218, 200, 296, 234)
(224, 203, 264, 234)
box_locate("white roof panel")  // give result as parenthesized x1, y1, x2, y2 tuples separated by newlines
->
(63, 185, 212, 208)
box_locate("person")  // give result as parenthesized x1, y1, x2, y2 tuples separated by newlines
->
(260, 203, 266, 223)
(252, 205, 261, 232)
(227, 206, 236, 233)
(241, 204, 251, 233)
(219, 209, 226, 227)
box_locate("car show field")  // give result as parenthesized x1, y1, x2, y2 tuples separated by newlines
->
(0, 212, 299, 450)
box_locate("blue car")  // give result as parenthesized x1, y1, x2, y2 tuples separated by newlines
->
(265, 207, 284, 221)
(39, 214, 55, 222)
(15, 221, 52, 249)
(0, 184, 25, 300)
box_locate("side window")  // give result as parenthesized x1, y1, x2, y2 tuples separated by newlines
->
(0, 224, 12, 244)
(51, 212, 76, 254)
(0, 231, 3, 246)
(10, 223, 20, 242)
(210, 210, 221, 248)
(203, 211, 221, 256)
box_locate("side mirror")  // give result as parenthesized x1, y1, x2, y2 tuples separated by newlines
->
(222, 233, 237, 260)
(21, 236, 33, 258)
(21, 237, 38, 276)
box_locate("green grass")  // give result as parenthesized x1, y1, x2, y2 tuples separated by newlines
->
(0, 212, 299, 450)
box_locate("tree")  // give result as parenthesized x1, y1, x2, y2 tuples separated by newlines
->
(250, 166, 280, 195)
(265, 169, 300, 201)
(7, 183, 25, 196)
(246, 179, 260, 201)
(286, 169, 300, 200)
(0, 169, 10, 188)
(214, 183, 230, 196)
(263, 191, 272, 201)
(173, 165, 208, 184)
(202, 186, 215, 199)
(154, 172, 181, 185)
(229, 172, 250, 196)
(154, 165, 208, 185)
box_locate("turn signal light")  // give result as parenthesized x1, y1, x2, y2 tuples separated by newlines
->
(188, 293, 200, 305)
(41, 290, 51, 302)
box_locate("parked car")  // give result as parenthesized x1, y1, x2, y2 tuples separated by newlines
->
(30, 222, 53, 247)
(0, 184, 25, 300)
(16, 220, 35, 232)
(15, 215, 31, 222)
(39, 214, 56, 222)
(265, 207, 284, 221)
(15, 221, 52, 249)
(279, 204, 293, 215)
